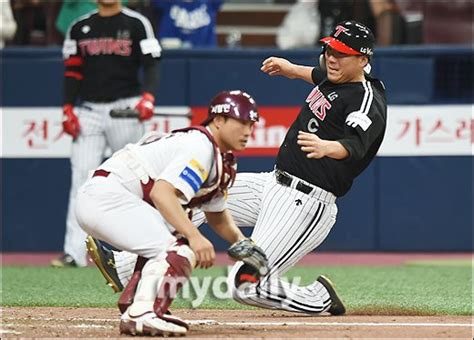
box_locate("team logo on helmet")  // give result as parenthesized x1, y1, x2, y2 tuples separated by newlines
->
(333, 25, 349, 38)
(320, 20, 375, 57)
(202, 90, 259, 125)
(249, 110, 258, 121)
(211, 104, 231, 114)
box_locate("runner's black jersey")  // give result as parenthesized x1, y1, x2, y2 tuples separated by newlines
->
(276, 68, 387, 197)
(63, 8, 161, 103)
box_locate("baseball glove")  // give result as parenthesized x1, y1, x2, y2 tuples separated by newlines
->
(228, 238, 269, 276)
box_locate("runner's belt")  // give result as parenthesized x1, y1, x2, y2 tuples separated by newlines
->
(275, 170, 312, 194)
(275, 169, 336, 204)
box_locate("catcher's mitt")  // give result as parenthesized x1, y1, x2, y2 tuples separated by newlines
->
(228, 238, 269, 277)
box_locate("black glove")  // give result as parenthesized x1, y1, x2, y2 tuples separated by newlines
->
(228, 238, 269, 277)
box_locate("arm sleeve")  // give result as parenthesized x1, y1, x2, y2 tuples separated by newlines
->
(135, 14, 161, 94)
(311, 67, 326, 85)
(62, 23, 82, 105)
(142, 58, 160, 94)
(338, 83, 386, 161)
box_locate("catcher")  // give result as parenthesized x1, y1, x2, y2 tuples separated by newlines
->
(75, 90, 268, 337)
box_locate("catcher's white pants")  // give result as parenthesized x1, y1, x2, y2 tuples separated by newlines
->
(76, 175, 176, 260)
(64, 96, 144, 266)
(114, 171, 338, 314)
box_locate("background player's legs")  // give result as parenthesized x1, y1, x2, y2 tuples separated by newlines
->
(105, 97, 144, 152)
(228, 175, 338, 314)
(60, 106, 106, 267)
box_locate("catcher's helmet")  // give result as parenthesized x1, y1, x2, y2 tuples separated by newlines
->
(320, 20, 375, 57)
(202, 90, 259, 126)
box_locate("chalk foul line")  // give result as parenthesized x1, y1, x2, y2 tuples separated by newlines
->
(2, 316, 472, 328)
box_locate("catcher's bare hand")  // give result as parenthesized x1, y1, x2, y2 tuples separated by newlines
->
(188, 234, 215, 269)
(261, 57, 296, 79)
(228, 238, 269, 276)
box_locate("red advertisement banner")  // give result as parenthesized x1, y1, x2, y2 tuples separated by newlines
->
(191, 106, 300, 156)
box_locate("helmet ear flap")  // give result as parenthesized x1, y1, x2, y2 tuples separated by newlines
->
(319, 44, 327, 71)
(319, 53, 326, 71)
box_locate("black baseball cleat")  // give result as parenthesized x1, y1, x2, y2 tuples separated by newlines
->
(51, 253, 77, 268)
(86, 235, 124, 293)
(317, 275, 346, 316)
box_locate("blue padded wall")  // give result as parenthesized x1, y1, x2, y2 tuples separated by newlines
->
(1, 47, 472, 252)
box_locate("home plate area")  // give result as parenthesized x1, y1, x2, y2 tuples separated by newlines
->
(2, 307, 472, 338)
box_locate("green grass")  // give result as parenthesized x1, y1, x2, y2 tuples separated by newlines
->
(1, 264, 472, 315)
(406, 259, 473, 267)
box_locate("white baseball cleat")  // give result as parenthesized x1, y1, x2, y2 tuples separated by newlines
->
(120, 309, 188, 336)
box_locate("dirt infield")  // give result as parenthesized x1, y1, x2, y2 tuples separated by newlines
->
(2, 307, 472, 338)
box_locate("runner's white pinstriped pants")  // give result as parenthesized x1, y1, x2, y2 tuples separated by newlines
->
(64, 96, 144, 266)
(114, 171, 338, 314)
(219, 172, 337, 313)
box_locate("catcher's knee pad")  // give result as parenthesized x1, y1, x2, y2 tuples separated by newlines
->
(153, 241, 195, 316)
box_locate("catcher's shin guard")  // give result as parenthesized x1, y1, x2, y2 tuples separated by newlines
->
(120, 257, 189, 337)
(153, 241, 196, 318)
(118, 256, 148, 314)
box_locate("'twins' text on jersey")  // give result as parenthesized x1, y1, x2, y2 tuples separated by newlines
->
(63, 8, 161, 103)
(276, 69, 387, 197)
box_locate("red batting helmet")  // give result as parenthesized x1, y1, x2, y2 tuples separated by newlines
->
(201, 90, 259, 126)
(320, 20, 375, 57)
